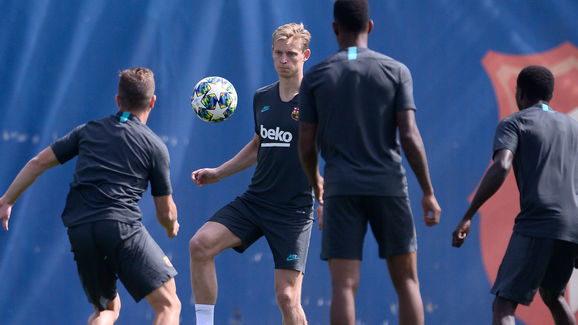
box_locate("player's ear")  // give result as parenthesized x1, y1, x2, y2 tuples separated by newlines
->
(149, 95, 156, 109)
(115, 95, 120, 108)
(367, 19, 374, 34)
(303, 48, 311, 61)
(332, 21, 339, 37)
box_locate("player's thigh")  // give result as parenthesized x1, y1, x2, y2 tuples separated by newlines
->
(260, 207, 314, 273)
(208, 197, 263, 253)
(67, 222, 118, 311)
(190, 221, 242, 256)
(115, 223, 177, 303)
(366, 196, 417, 259)
(540, 240, 578, 294)
(322, 196, 368, 260)
(491, 232, 555, 305)
(386, 251, 419, 286)
(328, 259, 361, 289)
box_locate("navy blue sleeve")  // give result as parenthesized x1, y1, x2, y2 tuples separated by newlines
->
(395, 64, 416, 111)
(493, 116, 519, 158)
(50, 124, 85, 164)
(150, 142, 173, 197)
(298, 72, 318, 123)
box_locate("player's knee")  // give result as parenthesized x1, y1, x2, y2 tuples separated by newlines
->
(154, 294, 181, 317)
(492, 295, 516, 316)
(390, 275, 420, 294)
(171, 295, 182, 314)
(189, 235, 213, 262)
(331, 276, 359, 294)
(275, 289, 299, 311)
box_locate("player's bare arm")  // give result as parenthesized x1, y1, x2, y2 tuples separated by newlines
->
(452, 149, 513, 247)
(397, 109, 441, 226)
(298, 120, 324, 203)
(191, 134, 260, 187)
(153, 194, 179, 238)
(0, 146, 60, 231)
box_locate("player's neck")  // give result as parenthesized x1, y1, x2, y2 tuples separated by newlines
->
(278, 75, 302, 102)
(121, 109, 150, 124)
(338, 33, 368, 49)
(133, 111, 150, 124)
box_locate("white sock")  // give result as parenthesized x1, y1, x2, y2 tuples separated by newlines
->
(195, 304, 215, 325)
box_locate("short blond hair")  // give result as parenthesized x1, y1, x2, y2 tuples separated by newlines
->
(272, 22, 311, 51)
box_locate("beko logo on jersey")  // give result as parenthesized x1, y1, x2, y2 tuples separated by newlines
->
(260, 125, 292, 147)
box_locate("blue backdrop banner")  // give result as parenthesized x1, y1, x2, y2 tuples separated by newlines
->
(1, 1, 577, 324)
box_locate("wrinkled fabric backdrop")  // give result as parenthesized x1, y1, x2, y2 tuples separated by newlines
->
(1, 1, 577, 324)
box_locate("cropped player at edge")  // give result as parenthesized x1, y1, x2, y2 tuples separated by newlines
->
(452, 66, 578, 325)
(0, 67, 181, 325)
(189, 23, 319, 325)
(298, 0, 441, 324)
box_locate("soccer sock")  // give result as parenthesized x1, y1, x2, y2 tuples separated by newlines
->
(195, 304, 215, 325)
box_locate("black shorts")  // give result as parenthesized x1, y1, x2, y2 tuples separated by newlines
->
(321, 195, 417, 260)
(67, 220, 177, 310)
(491, 232, 578, 305)
(210, 196, 314, 273)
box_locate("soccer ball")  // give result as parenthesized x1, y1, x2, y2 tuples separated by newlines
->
(191, 76, 238, 123)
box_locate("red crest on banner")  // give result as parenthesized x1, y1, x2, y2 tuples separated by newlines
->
(480, 42, 578, 325)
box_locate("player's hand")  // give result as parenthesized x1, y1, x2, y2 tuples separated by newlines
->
(191, 168, 220, 187)
(0, 197, 12, 231)
(313, 176, 324, 204)
(422, 194, 441, 226)
(166, 220, 179, 238)
(316, 203, 324, 231)
(452, 219, 471, 247)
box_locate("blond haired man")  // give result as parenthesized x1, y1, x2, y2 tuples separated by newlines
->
(189, 23, 317, 325)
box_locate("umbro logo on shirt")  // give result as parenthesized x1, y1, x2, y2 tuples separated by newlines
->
(261, 105, 271, 112)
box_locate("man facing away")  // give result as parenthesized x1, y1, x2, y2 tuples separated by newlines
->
(298, 1, 441, 324)
(0, 67, 181, 325)
(453, 65, 578, 325)
(189, 23, 318, 325)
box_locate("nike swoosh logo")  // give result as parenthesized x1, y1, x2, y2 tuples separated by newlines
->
(286, 254, 298, 261)
(261, 105, 270, 112)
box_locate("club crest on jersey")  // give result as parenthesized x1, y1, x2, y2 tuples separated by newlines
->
(291, 107, 299, 121)
(480, 42, 578, 325)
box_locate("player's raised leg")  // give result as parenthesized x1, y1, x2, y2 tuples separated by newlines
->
(328, 259, 360, 325)
(386, 252, 424, 325)
(189, 221, 242, 324)
(275, 269, 307, 325)
(145, 278, 181, 325)
(87, 294, 121, 325)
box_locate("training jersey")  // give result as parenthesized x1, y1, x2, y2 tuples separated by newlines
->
(299, 47, 415, 198)
(493, 104, 578, 243)
(242, 81, 314, 210)
(51, 111, 172, 227)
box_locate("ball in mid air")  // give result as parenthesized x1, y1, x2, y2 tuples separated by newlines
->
(191, 76, 237, 123)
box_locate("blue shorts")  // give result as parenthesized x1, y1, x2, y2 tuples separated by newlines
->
(67, 221, 177, 310)
(210, 195, 313, 273)
(491, 232, 578, 305)
(321, 195, 417, 260)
